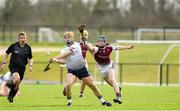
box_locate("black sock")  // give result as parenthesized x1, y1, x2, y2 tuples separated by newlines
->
(8, 84, 15, 97)
(8, 84, 18, 98)
(119, 87, 121, 91)
(12, 88, 18, 98)
(119, 87, 122, 97)
(97, 95, 102, 99)
(67, 96, 71, 100)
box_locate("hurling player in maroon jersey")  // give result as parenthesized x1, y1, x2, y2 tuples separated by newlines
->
(86, 35, 134, 104)
(78, 30, 91, 97)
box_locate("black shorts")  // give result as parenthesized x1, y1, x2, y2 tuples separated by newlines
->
(9, 65, 26, 80)
(68, 66, 90, 80)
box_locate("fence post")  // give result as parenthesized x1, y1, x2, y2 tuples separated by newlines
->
(132, 27, 135, 40)
(35, 25, 39, 42)
(166, 64, 169, 86)
(159, 64, 163, 86)
(10, 25, 12, 41)
(119, 63, 123, 85)
(163, 27, 166, 40)
(60, 66, 64, 84)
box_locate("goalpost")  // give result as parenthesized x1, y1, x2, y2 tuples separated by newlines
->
(136, 28, 180, 40)
(115, 40, 180, 86)
(38, 27, 63, 43)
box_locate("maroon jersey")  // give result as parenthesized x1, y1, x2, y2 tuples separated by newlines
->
(94, 43, 113, 65)
(79, 41, 88, 59)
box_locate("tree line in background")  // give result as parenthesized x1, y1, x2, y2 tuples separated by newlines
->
(0, 0, 180, 27)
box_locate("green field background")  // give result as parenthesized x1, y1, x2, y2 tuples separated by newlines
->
(1, 43, 180, 84)
(27, 44, 180, 85)
(1, 43, 180, 110)
(0, 85, 180, 110)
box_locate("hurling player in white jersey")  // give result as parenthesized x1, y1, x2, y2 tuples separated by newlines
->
(49, 31, 112, 106)
(62, 30, 91, 98)
(0, 71, 20, 96)
(86, 35, 134, 104)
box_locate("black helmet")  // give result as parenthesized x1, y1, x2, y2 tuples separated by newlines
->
(98, 35, 106, 42)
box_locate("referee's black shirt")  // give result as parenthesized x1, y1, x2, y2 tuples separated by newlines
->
(6, 42, 32, 67)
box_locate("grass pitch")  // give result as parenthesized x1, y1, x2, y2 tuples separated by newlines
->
(0, 84, 180, 110)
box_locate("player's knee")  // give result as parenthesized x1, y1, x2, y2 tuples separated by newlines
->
(13, 73, 20, 81)
(66, 83, 72, 90)
(13, 76, 21, 84)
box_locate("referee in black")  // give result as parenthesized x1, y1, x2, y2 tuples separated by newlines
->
(1, 32, 33, 102)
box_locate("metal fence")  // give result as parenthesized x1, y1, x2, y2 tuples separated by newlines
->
(115, 63, 180, 86)
(1, 25, 180, 43)
(59, 63, 180, 86)
(28, 62, 180, 86)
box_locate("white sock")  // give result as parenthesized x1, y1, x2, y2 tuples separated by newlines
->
(99, 97, 105, 103)
(116, 97, 122, 101)
(68, 99, 72, 103)
(117, 97, 120, 99)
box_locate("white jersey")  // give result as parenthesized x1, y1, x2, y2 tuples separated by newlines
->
(0, 71, 12, 83)
(61, 42, 85, 70)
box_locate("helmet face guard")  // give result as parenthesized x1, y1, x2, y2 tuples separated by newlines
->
(98, 35, 106, 42)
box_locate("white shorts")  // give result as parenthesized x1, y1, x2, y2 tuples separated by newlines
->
(98, 61, 114, 78)
(3, 72, 12, 81)
(0, 71, 12, 84)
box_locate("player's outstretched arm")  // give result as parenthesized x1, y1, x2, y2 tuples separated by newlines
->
(49, 49, 72, 63)
(116, 44, 134, 50)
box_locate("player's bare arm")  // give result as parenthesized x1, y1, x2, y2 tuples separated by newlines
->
(50, 49, 73, 63)
(28, 58, 33, 72)
(116, 44, 134, 50)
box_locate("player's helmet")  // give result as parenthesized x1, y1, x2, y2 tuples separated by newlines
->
(98, 35, 106, 42)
